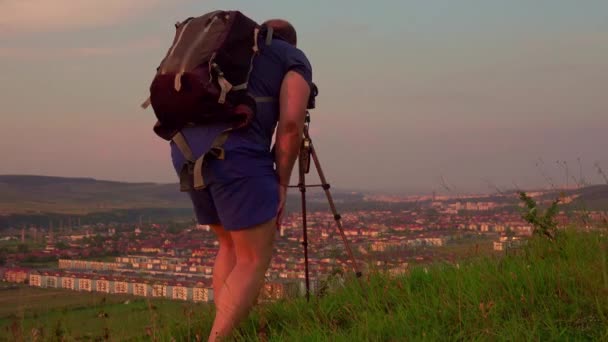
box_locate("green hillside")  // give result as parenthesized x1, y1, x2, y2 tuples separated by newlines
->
(0, 175, 369, 215)
(570, 184, 608, 211)
(223, 228, 607, 341)
(1, 174, 606, 231)
(2, 228, 606, 341)
(0, 175, 191, 215)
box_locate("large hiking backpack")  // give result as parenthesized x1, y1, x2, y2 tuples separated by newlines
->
(140, 10, 275, 191)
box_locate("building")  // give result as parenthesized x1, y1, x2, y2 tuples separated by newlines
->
(113, 279, 129, 294)
(193, 285, 210, 302)
(61, 275, 75, 290)
(1, 266, 215, 303)
(423, 237, 447, 247)
(171, 283, 188, 301)
(78, 276, 93, 292)
(259, 281, 299, 301)
(3, 267, 29, 283)
(96, 277, 110, 293)
(494, 236, 526, 251)
(59, 259, 122, 271)
(133, 281, 148, 297)
(42, 271, 59, 288)
(29, 272, 42, 287)
(152, 282, 168, 298)
(493, 241, 505, 251)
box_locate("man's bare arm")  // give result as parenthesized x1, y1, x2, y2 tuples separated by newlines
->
(274, 70, 311, 187)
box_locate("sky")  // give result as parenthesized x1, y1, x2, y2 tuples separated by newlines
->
(1, 0, 607, 194)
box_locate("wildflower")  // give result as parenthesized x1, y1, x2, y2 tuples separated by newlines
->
(479, 301, 495, 319)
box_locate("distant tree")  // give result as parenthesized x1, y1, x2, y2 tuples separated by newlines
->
(90, 235, 105, 248)
(55, 241, 69, 250)
(426, 208, 440, 219)
(167, 222, 188, 235)
(505, 226, 516, 239)
(519, 191, 559, 241)
(17, 243, 29, 253)
(24, 254, 37, 263)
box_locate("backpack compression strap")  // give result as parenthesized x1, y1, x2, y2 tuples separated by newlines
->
(172, 130, 230, 191)
(171, 132, 196, 191)
(172, 96, 279, 191)
(214, 27, 274, 104)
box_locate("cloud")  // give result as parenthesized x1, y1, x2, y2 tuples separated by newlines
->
(0, 0, 173, 33)
(0, 36, 162, 59)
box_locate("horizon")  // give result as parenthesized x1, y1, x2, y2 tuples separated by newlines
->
(1, 1, 607, 193)
(1, 173, 604, 198)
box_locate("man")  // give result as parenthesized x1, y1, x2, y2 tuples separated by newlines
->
(169, 19, 312, 341)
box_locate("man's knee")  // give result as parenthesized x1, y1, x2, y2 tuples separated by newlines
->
(211, 224, 234, 248)
(231, 218, 276, 267)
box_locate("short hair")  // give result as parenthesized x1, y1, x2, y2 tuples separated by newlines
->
(263, 19, 297, 46)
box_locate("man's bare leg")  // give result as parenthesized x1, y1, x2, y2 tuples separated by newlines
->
(210, 225, 236, 304)
(208, 218, 276, 342)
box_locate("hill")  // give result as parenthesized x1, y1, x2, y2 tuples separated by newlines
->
(568, 184, 608, 210)
(0, 175, 190, 215)
(0, 175, 369, 217)
(1, 175, 605, 227)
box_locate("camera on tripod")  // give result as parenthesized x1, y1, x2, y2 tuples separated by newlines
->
(292, 80, 364, 300)
(307, 82, 318, 110)
(301, 82, 318, 173)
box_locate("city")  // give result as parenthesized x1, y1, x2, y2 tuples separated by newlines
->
(2, 188, 604, 303)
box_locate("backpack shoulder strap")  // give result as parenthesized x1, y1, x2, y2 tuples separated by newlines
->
(172, 132, 194, 162)
(265, 26, 274, 46)
(254, 97, 277, 103)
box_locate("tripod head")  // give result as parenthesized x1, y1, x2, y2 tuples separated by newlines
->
(307, 82, 319, 110)
(299, 82, 317, 174)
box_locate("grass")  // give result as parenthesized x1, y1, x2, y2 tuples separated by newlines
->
(2, 228, 607, 341)
(16, 261, 58, 269)
(0, 240, 45, 252)
(0, 285, 212, 341)
(222, 227, 608, 341)
(426, 234, 498, 261)
(81, 255, 120, 262)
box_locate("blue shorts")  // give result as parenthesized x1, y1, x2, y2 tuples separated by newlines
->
(187, 175, 280, 231)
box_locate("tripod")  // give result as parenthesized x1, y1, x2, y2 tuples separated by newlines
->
(288, 112, 363, 301)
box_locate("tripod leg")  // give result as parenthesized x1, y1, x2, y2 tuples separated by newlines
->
(304, 128, 363, 280)
(298, 147, 311, 302)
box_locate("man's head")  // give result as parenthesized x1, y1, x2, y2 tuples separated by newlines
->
(263, 19, 297, 46)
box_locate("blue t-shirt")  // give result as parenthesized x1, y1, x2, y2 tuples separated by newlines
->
(170, 38, 313, 184)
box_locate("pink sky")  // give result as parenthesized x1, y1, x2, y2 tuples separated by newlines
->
(1, 1, 607, 193)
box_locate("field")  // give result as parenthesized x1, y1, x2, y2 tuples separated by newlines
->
(422, 234, 499, 262)
(0, 285, 212, 341)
